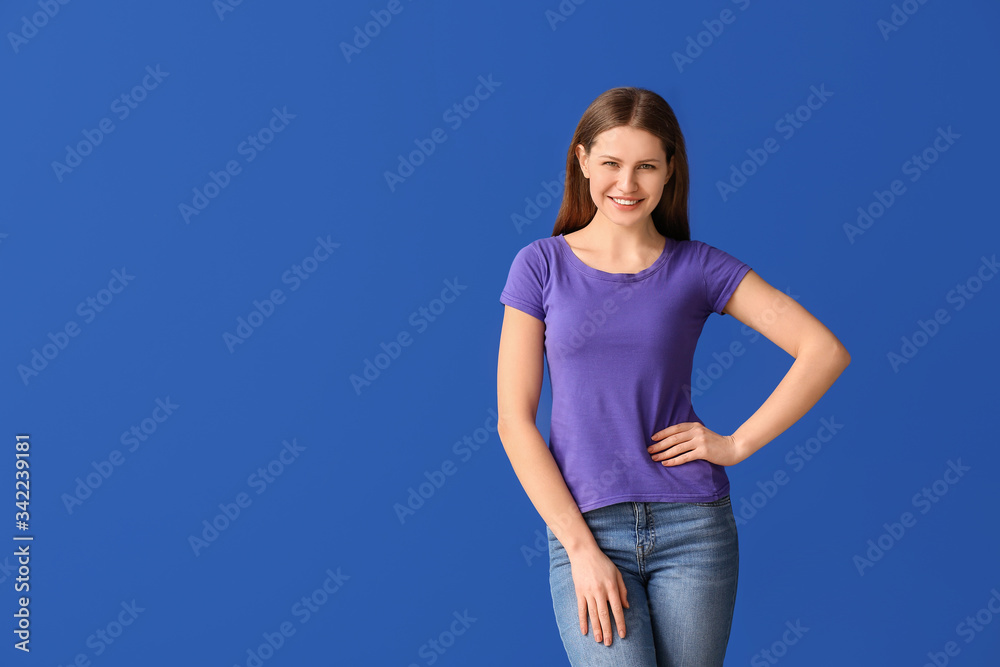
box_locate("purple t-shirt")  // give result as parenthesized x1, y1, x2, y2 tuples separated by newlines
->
(499, 233, 752, 513)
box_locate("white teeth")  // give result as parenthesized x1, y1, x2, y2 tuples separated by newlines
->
(611, 197, 639, 205)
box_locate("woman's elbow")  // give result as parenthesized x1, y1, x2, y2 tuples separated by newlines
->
(800, 332, 850, 368)
(823, 337, 851, 369)
(497, 413, 534, 439)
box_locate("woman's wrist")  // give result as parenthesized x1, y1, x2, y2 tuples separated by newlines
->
(729, 432, 753, 465)
(565, 539, 603, 562)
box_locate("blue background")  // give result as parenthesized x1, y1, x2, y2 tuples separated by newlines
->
(2, 0, 998, 664)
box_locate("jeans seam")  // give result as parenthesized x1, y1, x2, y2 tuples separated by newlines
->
(633, 502, 644, 577)
(691, 495, 731, 508)
(720, 512, 740, 651)
(647, 502, 655, 557)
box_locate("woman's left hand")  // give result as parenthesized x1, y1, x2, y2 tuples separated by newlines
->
(647, 422, 745, 467)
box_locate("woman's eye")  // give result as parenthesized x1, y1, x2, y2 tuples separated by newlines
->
(602, 161, 654, 169)
(601, 160, 656, 171)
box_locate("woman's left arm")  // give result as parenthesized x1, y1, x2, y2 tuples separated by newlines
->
(720, 269, 851, 463)
(649, 269, 851, 467)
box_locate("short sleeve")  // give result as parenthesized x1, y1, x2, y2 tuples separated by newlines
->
(696, 241, 752, 316)
(500, 242, 545, 321)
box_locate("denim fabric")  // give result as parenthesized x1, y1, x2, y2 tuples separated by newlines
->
(547, 497, 739, 666)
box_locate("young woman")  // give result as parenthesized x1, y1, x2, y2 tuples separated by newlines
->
(496, 87, 850, 666)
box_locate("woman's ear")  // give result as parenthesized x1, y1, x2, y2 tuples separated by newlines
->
(575, 143, 589, 179)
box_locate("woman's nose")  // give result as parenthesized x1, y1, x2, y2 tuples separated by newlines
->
(618, 170, 637, 192)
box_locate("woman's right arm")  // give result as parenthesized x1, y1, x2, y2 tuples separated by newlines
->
(496, 304, 630, 645)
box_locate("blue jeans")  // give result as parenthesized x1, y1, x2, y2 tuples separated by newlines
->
(547, 497, 739, 666)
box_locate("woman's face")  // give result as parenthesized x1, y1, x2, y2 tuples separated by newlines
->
(575, 125, 674, 230)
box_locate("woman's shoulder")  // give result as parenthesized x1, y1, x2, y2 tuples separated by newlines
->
(503, 236, 562, 286)
(530, 234, 563, 250)
(512, 235, 562, 262)
(674, 237, 734, 259)
(673, 236, 707, 250)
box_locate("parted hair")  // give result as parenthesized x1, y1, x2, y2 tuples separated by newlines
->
(552, 87, 691, 242)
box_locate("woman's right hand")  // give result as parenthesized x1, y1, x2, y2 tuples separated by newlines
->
(567, 544, 630, 646)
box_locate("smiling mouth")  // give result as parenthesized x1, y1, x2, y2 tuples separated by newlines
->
(610, 196, 642, 206)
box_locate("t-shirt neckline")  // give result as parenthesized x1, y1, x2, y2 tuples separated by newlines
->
(557, 233, 671, 282)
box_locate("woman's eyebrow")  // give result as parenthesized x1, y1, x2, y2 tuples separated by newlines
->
(597, 154, 662, 162)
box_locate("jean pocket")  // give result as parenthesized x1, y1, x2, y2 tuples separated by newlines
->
(690, 495, 731, 507)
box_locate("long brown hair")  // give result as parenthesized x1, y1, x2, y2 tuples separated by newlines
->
(552, 87, 690, 242)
